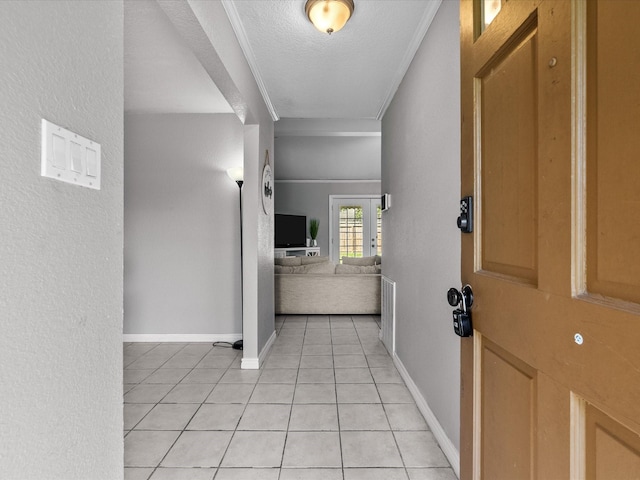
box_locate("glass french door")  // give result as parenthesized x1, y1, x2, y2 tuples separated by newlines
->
(329, 196, 381, 264)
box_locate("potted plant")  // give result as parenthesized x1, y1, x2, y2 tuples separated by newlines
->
(309, 219, 319, 247)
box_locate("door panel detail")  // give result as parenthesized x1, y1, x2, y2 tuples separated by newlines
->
(586, 403, 640, 480)
(479, 25, 539, 284)
(586, 0, 640, 305)
(481, 338, 535, 480)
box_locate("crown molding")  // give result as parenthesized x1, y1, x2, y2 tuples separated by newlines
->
(221, 0, 280, 121)
(376, 0, 442, 120)
(275, 131, 381, 138)
(275, 179, 381, 184)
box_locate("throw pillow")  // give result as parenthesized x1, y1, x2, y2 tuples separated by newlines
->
(275, 257, 302, 266)
(274, 265, 295, 274)
(342, 256, 377, 266)
(302, 262, 336, 274)
(335, 264, 378, 274)
(289, 262, 336, 274)
(300, 255, 330, 265)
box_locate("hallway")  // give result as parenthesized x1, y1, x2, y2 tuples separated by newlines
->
(124, 315, 456, 480)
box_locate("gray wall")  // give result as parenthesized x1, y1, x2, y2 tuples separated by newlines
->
(187, 0, 276, 363)
(275, 136, 381, 181)
(275, 118, 381, 182)
(275, 181, 381, 258)
(0, 1, 123, 479)
(124, 114, 244, 335)
(381, 0, 461, 453)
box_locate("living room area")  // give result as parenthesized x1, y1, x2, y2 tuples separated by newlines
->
(273, 118, 383, 317)
(274, 118, 382, 262)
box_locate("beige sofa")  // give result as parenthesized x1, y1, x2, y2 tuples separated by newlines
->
(274, 256, 381, 315)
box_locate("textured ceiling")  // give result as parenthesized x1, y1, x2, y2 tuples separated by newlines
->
(123, 0, 442, 180)
(124, 0, 232, 114)
(224, 0, 441, 120)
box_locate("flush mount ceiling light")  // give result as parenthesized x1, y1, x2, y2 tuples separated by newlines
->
(305, 0, 354, 35)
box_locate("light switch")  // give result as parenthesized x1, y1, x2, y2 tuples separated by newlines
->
(52, 133, 66, 169)
(41, 119, 101, 190)
(70, 141, 83, 173)
(86, 147, 97, 177)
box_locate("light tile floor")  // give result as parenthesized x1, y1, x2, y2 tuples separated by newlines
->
(124, 315, 457, 480)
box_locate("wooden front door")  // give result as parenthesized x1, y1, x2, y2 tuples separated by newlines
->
(460, 0, 640, 478)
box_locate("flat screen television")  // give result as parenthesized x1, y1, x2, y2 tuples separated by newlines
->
(275, 214, 306, 248)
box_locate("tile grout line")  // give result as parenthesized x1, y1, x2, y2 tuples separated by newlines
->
(334, 314, 346, 478)
(274, 315, 288, 480)
(128, 344, 233, 430)
(355, 316, 411, 477)
(127, 352, 214, 431)
(128, 341, 242, 479)
(283, 313, 303, 470)
(211, 346, 265, 477)
(277, 313, 305, 479)
(124, 314, 455, 480)
(134, 346, 207, 479)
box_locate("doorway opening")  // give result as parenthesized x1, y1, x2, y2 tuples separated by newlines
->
(329, 195, 381, 264)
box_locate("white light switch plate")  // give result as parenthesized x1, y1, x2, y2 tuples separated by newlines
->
(41, 119, 101, 190)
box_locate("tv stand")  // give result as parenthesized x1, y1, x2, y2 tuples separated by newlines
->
(274, 247, 320, 258)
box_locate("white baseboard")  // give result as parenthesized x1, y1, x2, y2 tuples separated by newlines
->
(241, 330, 277, 370)
(260, 330, 277, 364)
(241, 357, 259, 369)
(122, 333, 241, 343)
(393, 353, 461, 479)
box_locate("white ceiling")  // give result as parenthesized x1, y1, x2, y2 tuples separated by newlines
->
(224, 0, 441, 120)
(124, 0, 441, 120)
(124, 0, 233, 114)
(123, 0, 441, 180)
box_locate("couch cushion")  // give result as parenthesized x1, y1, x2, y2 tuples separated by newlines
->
(275, 257, 302, 266)
(335, 264, 379, 274)
(274, 265, 296, 274)
(300, 255, 330, 265)
(290, 262, 336, 274)
(342, 256, 377, 266)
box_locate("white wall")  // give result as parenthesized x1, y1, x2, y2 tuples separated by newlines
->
(124, 114, 243, 337)
(381, 0, 461, 460)
(275, 137, 381, 181)
(275, 118, 381, 181)
(185, 0, 276, 364)
(152, 0, 276, 363)
(275, 181, 381, 257)
(0, 1, 123, 479)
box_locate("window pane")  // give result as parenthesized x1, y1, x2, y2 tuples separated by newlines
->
(376, 205, 382, 257)
(339, 206, 363, 260)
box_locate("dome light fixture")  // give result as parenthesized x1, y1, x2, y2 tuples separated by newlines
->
(305, 0, 354, 35)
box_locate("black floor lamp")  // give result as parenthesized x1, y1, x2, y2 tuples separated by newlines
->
(227, 167, 244, 350)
